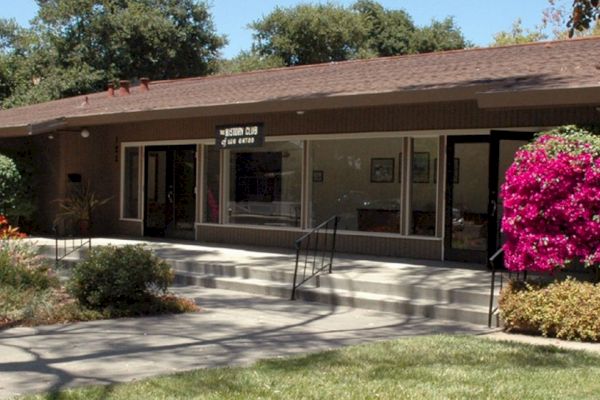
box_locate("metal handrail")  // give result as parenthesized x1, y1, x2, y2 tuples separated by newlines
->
(488, 247, 531, 328)
(291, 215, 339, 300)
(487, 248, 504, 328)
(53, 219, 92, 268)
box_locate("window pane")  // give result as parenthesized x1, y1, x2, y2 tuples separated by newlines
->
(310, 138, 403, 232)
(123, 147, 139, 219)
(228, 141, 302, 227)
(203, 145, 220, 223)
(410, 137, 438, 236)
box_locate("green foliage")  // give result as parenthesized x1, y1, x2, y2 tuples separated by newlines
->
(56, 183, 112, 222)
(251, 3, 367, 66)
(0, 0, 226, 108)
(492, 18, 547, 46)
(500, 278, 600, 342)
(217, 51, 285, 75)
(411, 17, 470, 54)
(0, 153, 35, 224)
(250, 1, 470, 66)
(0, 239, 56, 290)
(353, 0, 415, 57)
(69, 245, 173, 311)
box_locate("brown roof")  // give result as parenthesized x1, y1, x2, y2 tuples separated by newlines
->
(1, 37, 600, 136)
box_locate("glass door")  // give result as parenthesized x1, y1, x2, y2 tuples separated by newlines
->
(445, 136, 491, 263)
(445, 132, 535, 264)
(144, 145, 196, 239)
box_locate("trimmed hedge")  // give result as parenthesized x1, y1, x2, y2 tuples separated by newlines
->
(500, 278, 600, 342)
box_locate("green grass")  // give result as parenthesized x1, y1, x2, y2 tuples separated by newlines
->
(20, 335, 600, 400)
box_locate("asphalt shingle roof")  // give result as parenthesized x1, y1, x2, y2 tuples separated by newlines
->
(1, 36, 599, 135)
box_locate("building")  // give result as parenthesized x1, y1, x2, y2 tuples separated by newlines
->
(1, 37, 599, 264)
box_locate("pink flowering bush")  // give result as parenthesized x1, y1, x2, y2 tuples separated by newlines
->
(501, 126, 600, 273)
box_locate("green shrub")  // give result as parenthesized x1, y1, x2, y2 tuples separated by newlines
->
(0, 240, 56, 290)
(68, 245, 173, 311)
(500, 278, 600, 342)
(0, 154, 35, 223)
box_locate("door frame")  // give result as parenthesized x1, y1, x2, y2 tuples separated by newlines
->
(444, 131, 535, 263)
(143, 144, 197, 238)
(444, 135, 492, 264)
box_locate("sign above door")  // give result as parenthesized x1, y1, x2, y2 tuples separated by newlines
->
(215, 123, 264, 149)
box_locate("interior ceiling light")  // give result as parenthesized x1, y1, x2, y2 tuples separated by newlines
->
(80, 128, 90, 138)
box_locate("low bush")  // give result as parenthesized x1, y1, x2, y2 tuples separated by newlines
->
(500, 278, 600, 342)
(68, 245, 174, 311)
(0, 238, 57, 290)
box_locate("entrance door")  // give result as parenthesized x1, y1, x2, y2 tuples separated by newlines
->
(445, 136, 491, 263)
(445, 132, 534, 263)
(144, 145, 196, 239)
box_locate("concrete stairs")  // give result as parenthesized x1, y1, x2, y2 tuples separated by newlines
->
(34, 240, 496, 326)
(170, 260, 495, 326)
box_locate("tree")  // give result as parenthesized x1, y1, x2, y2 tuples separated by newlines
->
(491, 18, 547, 46)
(501, 126, 600, 273)
(411, 17, 470, 53)
(217, 51, 285, 75)
(1, 0, 226, 108)
(250, 3, 367, 66)
(353, 0, 415, 57)
(250, 1, 470, 66)
(568, 0, 600, 35)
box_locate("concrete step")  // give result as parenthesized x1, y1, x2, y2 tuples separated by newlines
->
(173, 270, 491, 326)
(170, 260, 493, 307)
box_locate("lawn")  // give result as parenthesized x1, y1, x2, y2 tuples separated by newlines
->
(20, 335, 600, 400)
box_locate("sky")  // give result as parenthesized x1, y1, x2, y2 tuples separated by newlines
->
(0, 0, 557, 58)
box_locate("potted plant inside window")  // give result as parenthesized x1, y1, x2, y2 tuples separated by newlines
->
(56, 184, 111, 236)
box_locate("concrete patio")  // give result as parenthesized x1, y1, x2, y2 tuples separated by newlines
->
(32, 236, 497, 325)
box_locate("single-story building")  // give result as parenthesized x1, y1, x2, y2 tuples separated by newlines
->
(1, 37, 599, 264)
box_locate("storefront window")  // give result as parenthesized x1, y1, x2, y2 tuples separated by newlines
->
(409, 137, 438, 236)
(203, 145, 220, 223)
(310, 138, 404, 232)
(227, 141, 302, 227)
(122, 147, 139, 219)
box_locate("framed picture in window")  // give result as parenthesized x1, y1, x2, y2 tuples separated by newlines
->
(312, 170, 324, 183)
(412, 152, 430, 183)
(370, 158, 394, 183)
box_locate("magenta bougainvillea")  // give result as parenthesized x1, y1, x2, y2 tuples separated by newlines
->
(501, 126, 600, 273)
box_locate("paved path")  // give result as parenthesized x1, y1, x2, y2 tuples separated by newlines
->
(0, 286, 490, 399)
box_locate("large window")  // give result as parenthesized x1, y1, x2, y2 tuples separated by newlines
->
(122, 146, 140, 219)
(310, 138, 404, 232)
(409, 137, 438, 236)
(227, 141, 303, 227)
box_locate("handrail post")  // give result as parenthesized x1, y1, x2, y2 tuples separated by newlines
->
(488, 259, 496, 328)
(329, 216, 338, 274)
(291, 241, 301, 300)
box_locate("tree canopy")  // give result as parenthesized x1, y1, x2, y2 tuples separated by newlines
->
(491, 18, 547, 46)
(0, 0, 225, 108)
(249, 1, 471, 66)
(569, 0, 600, 35)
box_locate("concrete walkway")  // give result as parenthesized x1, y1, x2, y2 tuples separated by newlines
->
(0, 286, 490, 399)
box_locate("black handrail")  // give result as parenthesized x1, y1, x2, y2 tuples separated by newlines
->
(487, 248, 504, 328)
(488, 248, 528, 328)
(53, 219, 92, 269)
(291, 216, 339, 300)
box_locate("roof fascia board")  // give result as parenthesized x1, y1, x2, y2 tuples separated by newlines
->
(477, 86, 600, 109)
